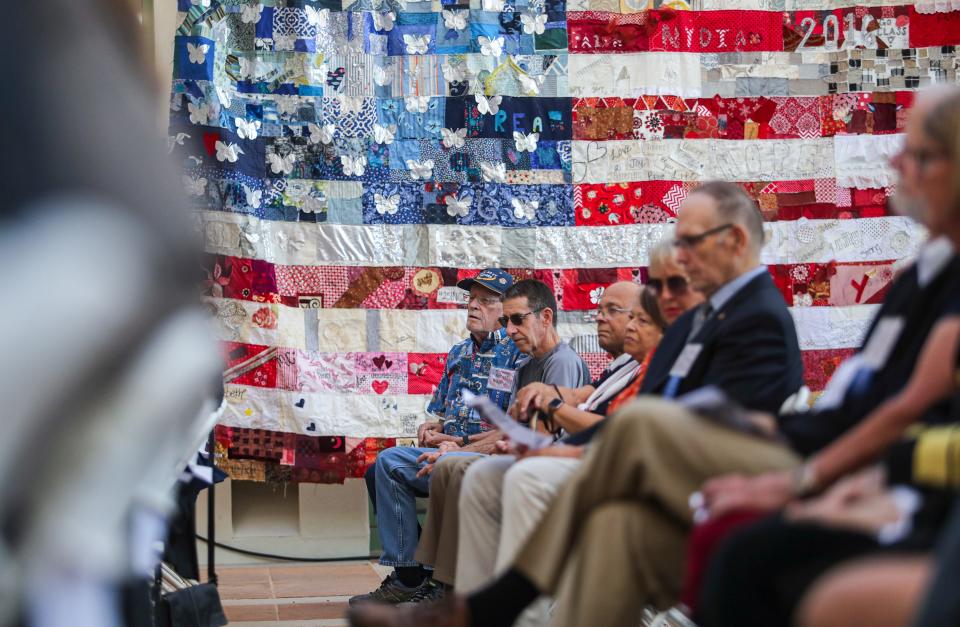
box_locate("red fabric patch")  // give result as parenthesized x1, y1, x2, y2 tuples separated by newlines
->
(202, 131, 220, 157)
(575, 181, 679, 225)
(681, 511, 765, 612)
(407, 352, 446, 395)
(567, 10, 784, 53)
(802, 348, 858, 391)
(909, 7, 960, 47)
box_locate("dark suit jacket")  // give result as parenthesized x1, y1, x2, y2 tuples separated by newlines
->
(639, 270, 804, 415)
(779, 254, 960, 456)
(565, 271, 803, 446)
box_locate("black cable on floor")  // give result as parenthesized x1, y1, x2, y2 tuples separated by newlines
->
(195, 535, 376, 563)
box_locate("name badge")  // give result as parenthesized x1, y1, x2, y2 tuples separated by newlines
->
(487, 367, 517, 393)
(669, 344, 703, 378)
(860, 316, 905, 370)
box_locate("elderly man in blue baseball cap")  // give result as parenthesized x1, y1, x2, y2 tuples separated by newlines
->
(353, 268, 523, 605)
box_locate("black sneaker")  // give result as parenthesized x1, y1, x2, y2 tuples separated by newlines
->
(402, 578, 446, 605)
(348, 572, 422, 606)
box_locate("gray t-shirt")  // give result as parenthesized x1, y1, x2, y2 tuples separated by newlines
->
(515, 341, 590, 390)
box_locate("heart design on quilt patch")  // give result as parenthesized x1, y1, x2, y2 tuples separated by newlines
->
(372, 380, 389, 394)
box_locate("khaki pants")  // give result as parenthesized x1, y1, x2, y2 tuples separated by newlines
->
(512, 398, 801, 627)
(456, 455, 582, 627)
(414, 454, 483, 585)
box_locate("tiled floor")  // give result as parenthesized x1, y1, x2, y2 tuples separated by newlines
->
(208, 561, 389, 626)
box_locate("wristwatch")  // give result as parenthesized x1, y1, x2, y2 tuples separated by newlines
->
(461, 434, 470, 446)
(547, 397, 564, 416)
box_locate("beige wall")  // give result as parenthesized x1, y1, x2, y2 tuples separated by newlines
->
(142, 0, 179, 129)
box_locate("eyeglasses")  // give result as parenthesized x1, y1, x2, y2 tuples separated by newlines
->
(596, 305, 631, 319)
(498, 309, 541, 327)
(646, 275, 689, 296)
(672, 223, 733, 250)
(469, 294, 501, 306)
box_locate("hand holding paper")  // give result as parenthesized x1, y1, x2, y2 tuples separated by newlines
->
(462, 390, 554, 451)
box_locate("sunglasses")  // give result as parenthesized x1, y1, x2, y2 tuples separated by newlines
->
(498, 309, 542, 327)
(647, 276, 689, 296)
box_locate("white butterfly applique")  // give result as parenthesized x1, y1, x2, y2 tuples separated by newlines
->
(374, 193, 401, 215)
(480, 161, 507, 183)
(518, 72, 543, 96)
(187, 101, 209, 125)
(511, 198, 539, 221)
(373, 65, 393, 86)
(441, 127, 467, 149)
(216, 85, 233, 107)
(285, 180, 310, 201)
(442, 61, 466, 84)
(373, 11, 396, 31)
(215, 141, 243, 163)
(182, 175, 208, 196)
(513, 131, 539, 153)
(406, 159, 435, 180)
(444, 194, 472, 217)
(405, 96, 431, 113)
(341, 155, 367, 176)
(275, 96, 299, 116)
(475, 93, 502, 116)
(478, 35, 504, 57)
(308, 123, 335, 145)
(339, 95, 365, 114)
(235, 117, 261, 140)
(302, 194, 325, 214)
(167, 132, 190, 153)
(520, 12, 547, 35)
(187, 42, 210, 64)
(373, 123, 397, 145)
(244, 185, 262, 208)
(304, 6, 326, 27)
(238, 57, 257, 80)
(442, 9, 468, 31)
(268, 152, 296, 175)
(403, 33, 430, 55)
(240, 3, 262, 24)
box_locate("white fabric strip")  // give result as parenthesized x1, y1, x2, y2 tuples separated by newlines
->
(210, 295, 881, 356)
(198, 211, 926, 268)
(834, 134, 904, 188)
(791, 304, 879, 350)
(913, 0, 960, 12)
(222, 384, 430, 437)
(572, 138, 842, 184)
(569, 53, 704, 97)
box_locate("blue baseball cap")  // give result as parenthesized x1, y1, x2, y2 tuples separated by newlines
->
(457, 268, 514, 296)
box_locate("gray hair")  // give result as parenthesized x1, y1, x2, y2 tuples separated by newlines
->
(648, 233, 676, 270)
(690, 181, 765, 254)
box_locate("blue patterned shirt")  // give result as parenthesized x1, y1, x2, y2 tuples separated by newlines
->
(427, 328, 523, 437)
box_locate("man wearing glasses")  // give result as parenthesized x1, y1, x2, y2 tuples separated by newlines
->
(348, 181, 804, 627)
(352, 268, 524, 605)
(408, 281, 646, 621)
(360, 278, 591, 606)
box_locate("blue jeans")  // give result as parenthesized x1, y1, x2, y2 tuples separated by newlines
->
(374, 446, 479, 567)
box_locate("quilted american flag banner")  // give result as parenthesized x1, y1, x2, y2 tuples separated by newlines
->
(169, 0, 957, 483)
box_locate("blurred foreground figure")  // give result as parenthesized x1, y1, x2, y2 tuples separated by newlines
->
(0, 2, 222, 626)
